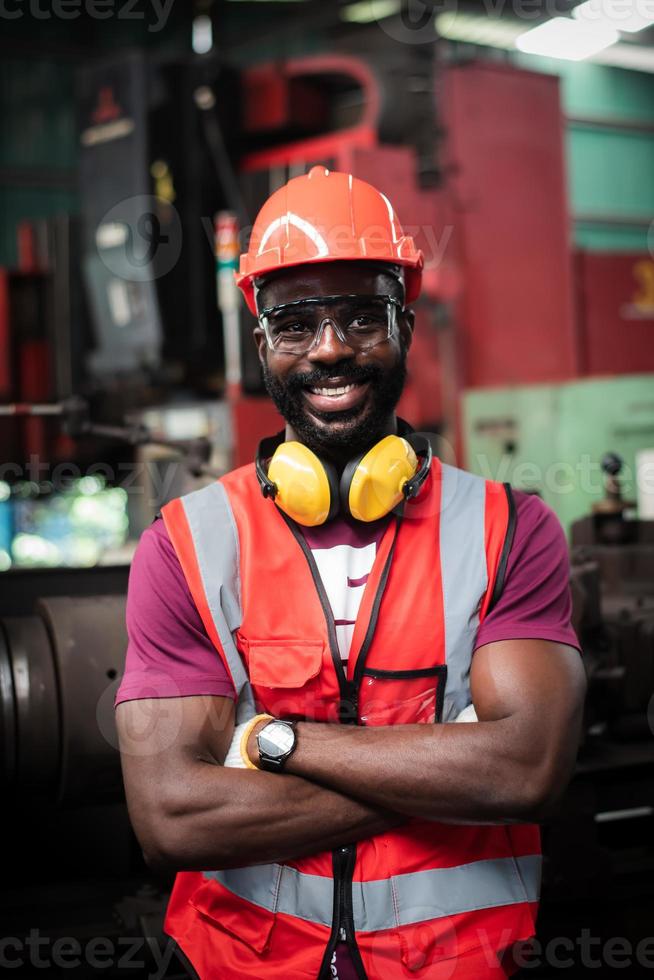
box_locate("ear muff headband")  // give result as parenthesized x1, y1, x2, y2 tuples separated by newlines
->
(401, 432, 432, 498)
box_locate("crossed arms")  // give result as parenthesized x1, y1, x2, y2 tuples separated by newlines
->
(116, 638, 586, 873)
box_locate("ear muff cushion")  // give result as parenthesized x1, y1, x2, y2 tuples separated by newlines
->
(267, 442, 339, 526)
(346, 435, 419, 522)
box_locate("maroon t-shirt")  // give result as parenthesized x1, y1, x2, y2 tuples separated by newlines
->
(115, 489, 580, 980)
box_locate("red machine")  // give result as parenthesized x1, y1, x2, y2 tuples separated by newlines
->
(575, 251, 654, 376)
(441, 61, 577, 389)
(0, 268, 56, 464)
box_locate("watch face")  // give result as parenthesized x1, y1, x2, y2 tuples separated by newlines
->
(259, 721, 295, 758)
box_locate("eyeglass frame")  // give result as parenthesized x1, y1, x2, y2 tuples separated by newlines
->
(256, 293, 404, 356)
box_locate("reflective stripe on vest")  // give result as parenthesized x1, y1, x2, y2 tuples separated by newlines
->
(176, 481, 255, 723)
(439, 463, 488, 722)
(204, 854, 541, 932)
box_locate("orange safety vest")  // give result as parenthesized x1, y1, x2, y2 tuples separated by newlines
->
(161, 455, 541, 979)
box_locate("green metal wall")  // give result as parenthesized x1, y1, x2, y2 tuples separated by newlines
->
(513, 54, 654, 252)
(462, 375, 654, 536)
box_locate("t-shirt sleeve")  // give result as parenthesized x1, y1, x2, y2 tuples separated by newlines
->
(114, 517, 236, 706)
(474, 490, 582, 654)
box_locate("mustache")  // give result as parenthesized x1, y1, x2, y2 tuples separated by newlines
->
(286, 361, 381, 393)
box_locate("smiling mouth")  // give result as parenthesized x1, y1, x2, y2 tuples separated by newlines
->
(308, 382, 358, 397)
(301, 378, 371, 413)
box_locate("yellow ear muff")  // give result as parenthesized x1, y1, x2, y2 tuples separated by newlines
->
(267, 441, 335, 527)
(346, 435, 418, 522)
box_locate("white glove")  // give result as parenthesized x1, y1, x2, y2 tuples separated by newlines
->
(453, 703, 478, 723)
(223, 721, 251, 768)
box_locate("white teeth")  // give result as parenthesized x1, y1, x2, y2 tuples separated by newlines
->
(310, 383, 357, 397)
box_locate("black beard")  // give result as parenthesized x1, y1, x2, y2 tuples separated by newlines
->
(261, 348, 408, 460)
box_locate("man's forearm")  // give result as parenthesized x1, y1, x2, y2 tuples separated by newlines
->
(143, 762, 401, 873)
(253, 718, 553, 824)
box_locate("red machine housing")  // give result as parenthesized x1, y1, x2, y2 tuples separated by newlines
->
(441, 61, 577, 390)
(575, 251, 654, 376)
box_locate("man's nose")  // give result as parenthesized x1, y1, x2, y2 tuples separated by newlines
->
(306, 319, 355, 362)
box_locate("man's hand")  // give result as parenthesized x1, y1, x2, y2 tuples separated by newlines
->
(251, 640, 586, 824)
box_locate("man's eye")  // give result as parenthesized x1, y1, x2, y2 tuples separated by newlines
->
(349, 314, 383, 329)
(272, 321, 311, 335)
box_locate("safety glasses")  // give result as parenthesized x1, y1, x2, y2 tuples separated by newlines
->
(257, 294, 402, 356)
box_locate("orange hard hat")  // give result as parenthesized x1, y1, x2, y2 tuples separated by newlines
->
(235, 166, 424, 315)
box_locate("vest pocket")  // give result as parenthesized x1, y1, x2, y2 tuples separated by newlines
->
(189, 869, 281, 954)
(245, 639, 324, 688)
(358, 665, 447, 726)
(242, 639, 331, 719)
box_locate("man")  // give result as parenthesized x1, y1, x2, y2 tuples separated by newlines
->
(116, 167, 586, 979)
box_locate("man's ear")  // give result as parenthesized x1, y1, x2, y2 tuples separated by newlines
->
(253, 326, 267, 365)
(400, 308, 415, 352)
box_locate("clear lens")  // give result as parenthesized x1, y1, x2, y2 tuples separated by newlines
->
(261, 295, 397, 355)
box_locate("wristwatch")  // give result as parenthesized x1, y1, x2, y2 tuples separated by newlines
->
(256, 719, 297, 772)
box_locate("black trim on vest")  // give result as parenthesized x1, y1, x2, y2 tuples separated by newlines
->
(361, 665, 443, 679)
(435, 664, 447, 724)
(487, 483, 516, 615)
(351, 512, 403, 697)
(280, 511, 346, 708)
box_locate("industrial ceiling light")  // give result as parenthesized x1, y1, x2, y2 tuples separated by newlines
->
(433, 8, 653, 71)
(594, 41, 654, 70)
(573, 0, 654, 34)
(515, 16, 619, 60)
(192, 14, 213, 54)
(435, 11, 524, 47)
(340, 0, 401, 23)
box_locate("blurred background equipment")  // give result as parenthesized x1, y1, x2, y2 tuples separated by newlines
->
(0, 1, 653, 976)
(1, 595, 127, 804)
(571, 453, 654, 739)
(463, 373, 654, 532)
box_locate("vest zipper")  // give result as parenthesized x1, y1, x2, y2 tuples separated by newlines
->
(317, 845, 367, 980)
(280, 512, 402, 980)
(339, 844, 368, 980)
